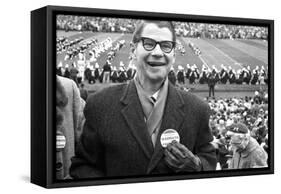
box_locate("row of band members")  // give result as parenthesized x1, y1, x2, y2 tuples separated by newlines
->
(57, 62, 268, 86)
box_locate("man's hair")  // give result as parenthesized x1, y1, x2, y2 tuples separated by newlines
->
(132, 20, 176, 44)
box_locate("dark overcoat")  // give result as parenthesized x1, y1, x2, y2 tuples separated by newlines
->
(70, 80, 216, 178)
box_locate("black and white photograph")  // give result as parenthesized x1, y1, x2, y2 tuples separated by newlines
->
(53, 9, 272, 184)
(2, 0, 281, 193)
(5, 0, 276, 192)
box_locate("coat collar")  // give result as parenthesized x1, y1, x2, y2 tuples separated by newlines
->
(120, 80, 185, 173)
(120, 80, 154, 159)
(240, 137, 260, 158)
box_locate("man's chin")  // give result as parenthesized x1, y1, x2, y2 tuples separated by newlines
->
(147, 74, 167, 83)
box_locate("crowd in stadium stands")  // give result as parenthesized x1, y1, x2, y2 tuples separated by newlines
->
(57, 15, 137, 33)
(173, 22, 268, 39)
(57, 15, 268, 40)
(206, 90, 269, 169)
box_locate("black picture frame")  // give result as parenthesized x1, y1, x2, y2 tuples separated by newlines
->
(31, 5, 274, 188)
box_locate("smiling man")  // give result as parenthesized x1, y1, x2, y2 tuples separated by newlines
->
(70, 20, 216, 178)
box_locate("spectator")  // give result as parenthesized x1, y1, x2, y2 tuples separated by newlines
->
(56, 76, 85, 179)
(226, 123, 268, 169)
(208, 72, 216, 98)
(79, 83, 88, 101)
(102, 60, 112, 83)
(168, 66, 176, 85)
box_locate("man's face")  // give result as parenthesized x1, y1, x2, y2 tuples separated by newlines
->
(133, 23, 175, 83)
(230, 133, 249, 151)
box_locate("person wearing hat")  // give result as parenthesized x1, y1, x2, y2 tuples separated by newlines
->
(185, 63, 191, 80)
(57, 61, 63, 76)
(63, 64, 70, 78)
(188, 65, 198, 84)
(118, 64, 128, 83)
(94, 63, 101, 83)
(219, 64, 228, 84)
(110, 66, 119, 83)
(127, 59, 137, 80)
(102, 60, 112, 84)
(207, 71, 216, 98)
(199, 65, 208, 84)
(70, 20, 216, 178)
(168, 66, 176, 85)
(70, 63, 79, 86)
(177, 65, 185, 84)
(226, 123, 268, 169)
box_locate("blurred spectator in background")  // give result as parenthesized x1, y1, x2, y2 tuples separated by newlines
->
(208, 72, 216, 98)
(79, 83, 88, 101)
(102, 60, 112, 83)
(168, 66, 177, 85)
(70, 63, 79, 85)
(177, 65, 185, 84)
(63, 64, 71, 78)
(226, 123, 268, 169)
(56, 76, 85, 179)
(208, 90, 269, 169)
(57, 15, 268, 40)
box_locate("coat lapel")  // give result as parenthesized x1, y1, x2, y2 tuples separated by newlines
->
(146, 83, 185, 174)
(120, 80, 154, 159)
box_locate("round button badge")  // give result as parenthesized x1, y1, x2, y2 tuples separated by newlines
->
(160, 129, 180, 148)
(56, 134, 66, 150)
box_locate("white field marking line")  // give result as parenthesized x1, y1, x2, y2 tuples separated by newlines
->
(198, 55, 210, 69)
(203, 40, 243, 68)
(181, 37, 210, 69)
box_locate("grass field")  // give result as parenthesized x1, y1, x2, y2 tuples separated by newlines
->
(57, 30, 268, 98)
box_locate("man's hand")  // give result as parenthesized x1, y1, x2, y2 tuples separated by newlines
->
(164, 140, 202, 172)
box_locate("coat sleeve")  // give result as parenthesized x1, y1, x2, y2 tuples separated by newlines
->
(70, 96, 105, 178)
(250, 146, 268, 168)
(195, 103, 217, 171)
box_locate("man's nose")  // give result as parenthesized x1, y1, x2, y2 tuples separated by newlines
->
(151, 44, 164, 56)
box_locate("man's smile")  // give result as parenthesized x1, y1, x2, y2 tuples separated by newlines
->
(147, 61, 166, 67)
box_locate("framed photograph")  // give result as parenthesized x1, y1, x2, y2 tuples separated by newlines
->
(31, 5, 274, 188)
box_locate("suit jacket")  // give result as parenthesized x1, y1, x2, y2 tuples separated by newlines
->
(70, 80, 216, 178)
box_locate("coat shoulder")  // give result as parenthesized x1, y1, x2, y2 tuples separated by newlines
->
(176, 87, 210, 111)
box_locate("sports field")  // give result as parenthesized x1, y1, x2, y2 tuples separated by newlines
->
(57, 30, 267, 70)
(57, 31, 268, 98)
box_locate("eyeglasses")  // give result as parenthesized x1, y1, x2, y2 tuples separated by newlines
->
(138, 37, 176, 53)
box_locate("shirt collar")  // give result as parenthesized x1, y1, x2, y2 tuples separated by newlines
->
(134, 77, 167, 104)
(151, 90, 160, 102)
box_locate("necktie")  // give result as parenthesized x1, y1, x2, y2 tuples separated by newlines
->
(151, 96, 156, 104)
(148, 96, 159, 147)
